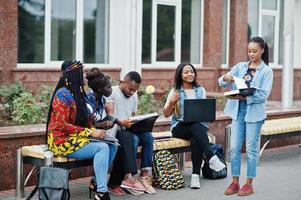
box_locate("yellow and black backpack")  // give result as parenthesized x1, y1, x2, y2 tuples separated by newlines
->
(152, 150, 185, 190)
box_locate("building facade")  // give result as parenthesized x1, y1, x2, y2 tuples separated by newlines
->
(1, 0, 301, 101)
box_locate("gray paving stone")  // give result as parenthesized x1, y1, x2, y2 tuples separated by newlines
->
(1, 145, 300, 200)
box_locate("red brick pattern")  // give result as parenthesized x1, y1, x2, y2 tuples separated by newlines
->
(203, 0, 224, 68)
(229, 0, 248, 67)
(0, 0, 17, 85)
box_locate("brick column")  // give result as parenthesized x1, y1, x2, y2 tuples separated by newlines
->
(203, 0, 224, 68)
(228, 0, 248, 67)
(202, 0, 224, 92)
(0, 0, 18, 85)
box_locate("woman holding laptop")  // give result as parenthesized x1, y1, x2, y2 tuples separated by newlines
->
(163, 63, 226, 189)
(218, 36, 273, 196)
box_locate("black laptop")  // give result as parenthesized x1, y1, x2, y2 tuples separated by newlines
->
(183, 99, 216, 122)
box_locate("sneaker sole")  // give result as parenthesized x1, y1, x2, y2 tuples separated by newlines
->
(238, 191, 254, 196)
(126, 188, 145, 195)
(224, 190, 239, 195)
(144, 188, 157, 194)
(121, 184, 145, 191)
(108, 190, 126, 196)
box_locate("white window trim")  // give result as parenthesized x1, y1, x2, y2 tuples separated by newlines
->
(140, 0, 204, 69)
(151, 0, 181, 65)
(258, 0, 280, 67)
(221, 0, 230, 68)
(17, 0, 116, 69)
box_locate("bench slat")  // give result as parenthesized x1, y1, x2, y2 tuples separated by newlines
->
(261, 117, 301, 136)
(21, 132, 216, 163)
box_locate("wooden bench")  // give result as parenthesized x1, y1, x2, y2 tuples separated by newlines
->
(259, 116, 301, 156)
(15, 132, 215, 198)
(224, 117, 301, 162)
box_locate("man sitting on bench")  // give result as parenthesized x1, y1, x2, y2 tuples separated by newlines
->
(106, 71, 156, 195)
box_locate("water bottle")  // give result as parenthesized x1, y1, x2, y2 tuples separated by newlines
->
(44, 151, 54, 167)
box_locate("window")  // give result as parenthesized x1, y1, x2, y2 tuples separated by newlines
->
(50, 0, 76, 61)
(221, 0, 230, 67)
(18, 0, 45, 63)
(141, 0, 203, 66)
(18, 0, 109, 65)
(248, 0, 282, 66)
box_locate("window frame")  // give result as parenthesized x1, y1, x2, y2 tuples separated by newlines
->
(140, 0, 204, 69)
(258, 0, 281, 67)
(17, 0, 113, 69)
(221, 0, 230, 68)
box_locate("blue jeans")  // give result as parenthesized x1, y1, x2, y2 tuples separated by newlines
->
(230, 101, 264, 178)
(66, 142, 117, 192)
(132, 132, 154, 171)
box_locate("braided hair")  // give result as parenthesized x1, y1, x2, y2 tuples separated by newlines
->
(249, 36, 269, 66)
(85, 68, 110, 95)
(174, 63, 200, 90)
(46, 60, 89, 137)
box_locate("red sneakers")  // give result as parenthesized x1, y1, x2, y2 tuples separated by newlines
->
(108, 186, 126, 196)
(238, 184, 254, 196)
(224, 182, 240, 195)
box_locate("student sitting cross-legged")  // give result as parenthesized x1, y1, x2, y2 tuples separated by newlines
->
(105, 71, 156, 195)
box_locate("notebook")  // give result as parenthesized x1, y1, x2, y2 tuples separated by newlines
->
(183, 99, 216, 123)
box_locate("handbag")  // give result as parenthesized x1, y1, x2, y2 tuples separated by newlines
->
(26, 167, 70, 200)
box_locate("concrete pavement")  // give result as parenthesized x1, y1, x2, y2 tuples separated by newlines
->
(1, 145, 300, 200)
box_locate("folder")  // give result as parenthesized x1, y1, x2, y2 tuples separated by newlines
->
(127, 113, 159, 133)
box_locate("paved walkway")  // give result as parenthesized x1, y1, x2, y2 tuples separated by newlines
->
(1, 144, 300, 200)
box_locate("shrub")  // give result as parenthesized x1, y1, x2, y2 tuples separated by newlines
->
(12, 92, 43, 125)
(0, 81, 26, 118)
(137, 85, 160, 115)
(39, 85, 54, 118)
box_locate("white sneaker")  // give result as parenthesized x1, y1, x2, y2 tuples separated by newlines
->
(139, 177, 157, 194)
(209, 155, 226, 172)
(190, 174, 200, 189)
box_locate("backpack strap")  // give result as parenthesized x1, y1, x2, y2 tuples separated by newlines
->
(26, 185, 38, 200)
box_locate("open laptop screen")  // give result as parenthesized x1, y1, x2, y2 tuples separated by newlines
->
(183, 99, 216, 123)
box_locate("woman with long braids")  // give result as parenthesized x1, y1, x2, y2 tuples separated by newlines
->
(219, 37, 273, 196)
(47, 60, 113, 200)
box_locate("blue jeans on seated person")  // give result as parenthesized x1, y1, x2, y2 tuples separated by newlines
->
(132, 132, 154, 171)
(66, 141, 117, 193)
(230, 101, 264, 179)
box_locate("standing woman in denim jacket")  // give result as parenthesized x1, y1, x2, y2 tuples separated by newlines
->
(163, 63, 226, 189)
(218, 37, 273, 196)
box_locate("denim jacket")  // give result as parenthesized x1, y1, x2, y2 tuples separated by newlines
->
(218, 61, 273, 122)
(171, 86, 208, 129)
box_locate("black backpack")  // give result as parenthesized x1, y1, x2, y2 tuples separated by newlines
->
(27, 167, 70, 200)
(202, 144, 227, 179)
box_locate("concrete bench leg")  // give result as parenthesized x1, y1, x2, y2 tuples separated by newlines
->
(15, 148, 24, 198)
(224, 124, 232, 162)
(176, 153, 185, 171)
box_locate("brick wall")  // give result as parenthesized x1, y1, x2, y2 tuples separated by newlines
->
(11, 68, 121, 95)
(6, 67, 301, 100)
(1, 110, 301, 191)
(0, 0, 17, 85)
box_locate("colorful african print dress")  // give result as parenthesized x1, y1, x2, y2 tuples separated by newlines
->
(47, 87, 94, 157)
